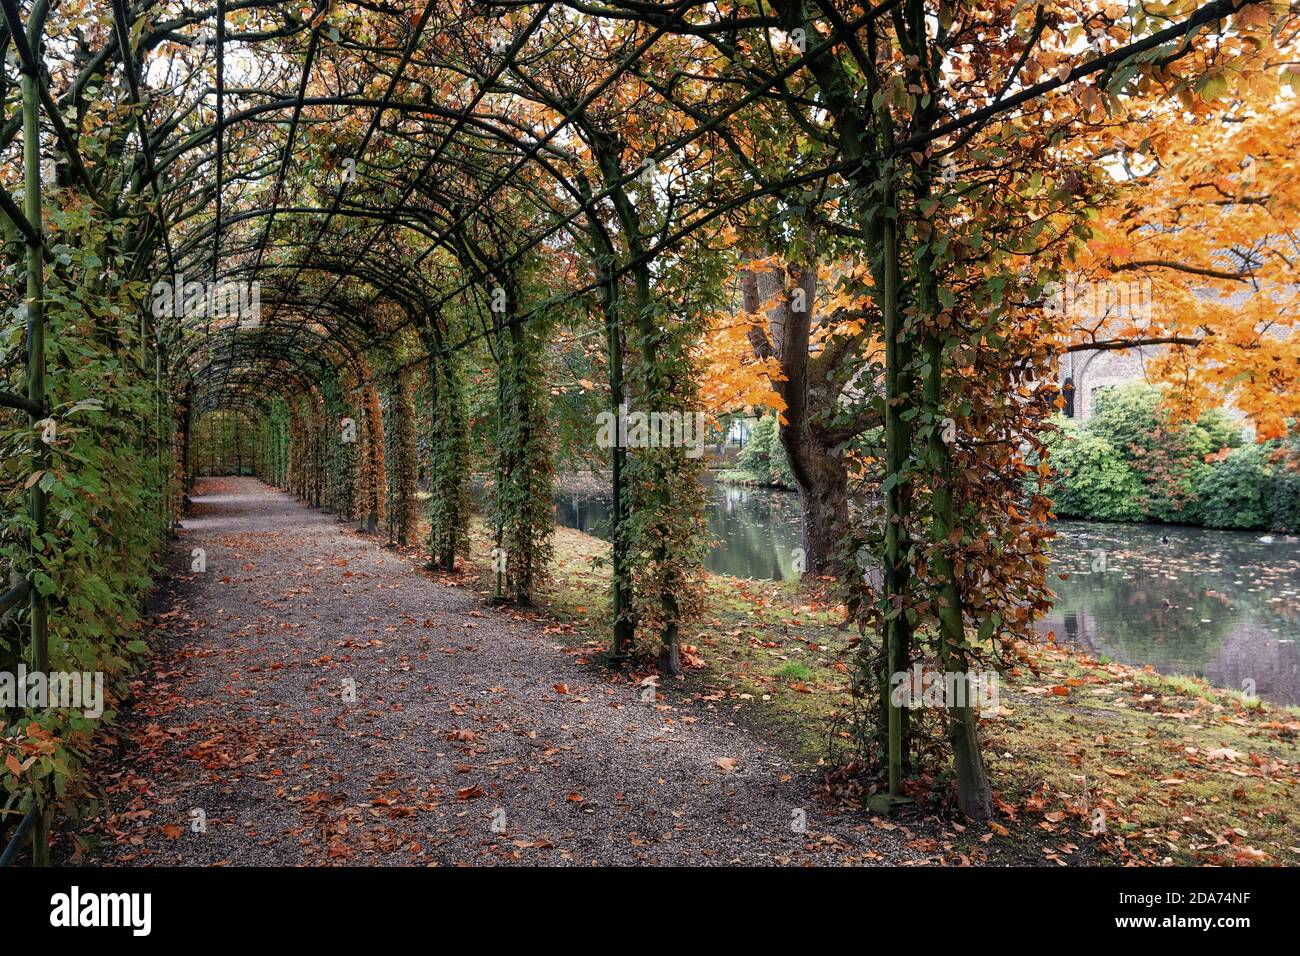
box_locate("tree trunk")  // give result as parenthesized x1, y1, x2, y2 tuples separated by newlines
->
(657, 621, 682, 676)
(739, 257, 853, 576)
(785, 427, 849, 575)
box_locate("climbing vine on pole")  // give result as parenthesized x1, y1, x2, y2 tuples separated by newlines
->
(425, 344, 471, 572)
(384, 371, 418, 547)
(489, 280, 554, 605)
(355, 382, 386, 535)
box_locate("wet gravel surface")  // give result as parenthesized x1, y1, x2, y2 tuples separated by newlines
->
(79, 478, 928, 866)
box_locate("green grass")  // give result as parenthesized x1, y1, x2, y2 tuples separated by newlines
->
(775, 661, 813, 681)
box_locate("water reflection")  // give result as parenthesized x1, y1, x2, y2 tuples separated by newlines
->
(551, 481, 805, 580)
(1041, 522, 1300, 705)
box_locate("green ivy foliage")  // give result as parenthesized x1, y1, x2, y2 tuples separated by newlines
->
(383, 374, 419, 546)
(622, 291, 711, 668)
(426, 353, 471, 571)
(320, 377, 356, 518)
(255, 398, 292, 488)
(2, 214, 168, 824)
(491, 313, 554, 603)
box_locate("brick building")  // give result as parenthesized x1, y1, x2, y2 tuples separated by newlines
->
(1057, 285, 1257, 422)
(1059, 345, 1161, 422)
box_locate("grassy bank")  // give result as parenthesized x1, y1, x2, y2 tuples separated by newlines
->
(416, 516, 1299, 866)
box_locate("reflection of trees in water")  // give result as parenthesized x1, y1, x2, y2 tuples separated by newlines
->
(1044, 562, 1234, 665)
(550, 484, 804, 581)
(549, 490, 1300, 698)
(707, 486, 802, 580)
(1041, 526, 1300, 704)
(1204, 621, 1300, 706)
(553, 495, 614, 540)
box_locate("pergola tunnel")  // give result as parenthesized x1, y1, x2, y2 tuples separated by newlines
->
(1, 0, 1295, 867)
(190, 364, 412, 543)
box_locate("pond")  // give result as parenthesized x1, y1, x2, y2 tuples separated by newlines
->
(547, 480, 1300, 705)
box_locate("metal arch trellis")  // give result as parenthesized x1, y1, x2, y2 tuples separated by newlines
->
(244, 0, 452, 385)
(164, 0, 880, 399)
(127, 0, 877, 386)
(296, 0, 906, 374)
(145, 3, 701, 380)
(322, 0, 1250, 386)
(178, 298, 390, 399)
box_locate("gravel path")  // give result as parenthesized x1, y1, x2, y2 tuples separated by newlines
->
(80, 477, 927, 866)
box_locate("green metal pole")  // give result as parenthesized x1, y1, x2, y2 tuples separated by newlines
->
(154, 334, 165, 532)
(21, 27, 49, 867)
(492, 307, 506, 601)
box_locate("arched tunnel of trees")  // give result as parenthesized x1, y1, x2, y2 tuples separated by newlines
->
(1, 0, 1297, 869)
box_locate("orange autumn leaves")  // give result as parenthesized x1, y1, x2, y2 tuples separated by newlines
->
(1057, 13, 1300, 438)
(698, 257, 880, 421)
(695, 308, 786, 419)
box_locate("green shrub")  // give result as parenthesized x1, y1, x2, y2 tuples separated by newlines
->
(733, 413, 796, 488)
(1047, 425, 1146, 522)
(1197, 407, 1243, 454)
(1048, 387, 1296, 530)
(1195, 444, 1272, 530)
(1266, 444, 1300, 533)
(1088, 384, 1230, 524)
